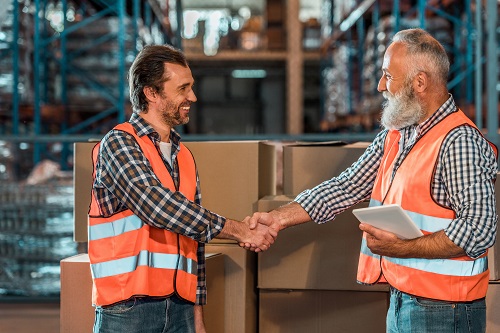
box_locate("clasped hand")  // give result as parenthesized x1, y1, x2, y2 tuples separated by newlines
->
(359, 223, 401, 257)
(239, 212, 282, 252)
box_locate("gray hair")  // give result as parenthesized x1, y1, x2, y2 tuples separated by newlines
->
(392, 28, 450, 85)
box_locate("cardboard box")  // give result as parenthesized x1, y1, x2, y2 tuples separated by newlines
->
(206, 244, 257, 333)
(73, 141, 276, 243)
(487, 282, 500, 332)
(60, 253, 225, 333)
(60, 254, 94, 333)
(202, 253, 226, 333)
(185, 141, 276, 244)
(259, 289, 389, 333)
(257, 195, 387, 292)
(282, 142, 369, 196)
(73, 142, 97, 242)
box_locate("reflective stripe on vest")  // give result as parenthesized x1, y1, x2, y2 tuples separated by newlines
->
(89, 214, 143, 240)
(88, 122, 198, 306)
(357, 110, 497, 301)
(91, 251, 197, 278)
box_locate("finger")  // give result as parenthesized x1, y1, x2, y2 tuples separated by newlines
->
(239, 242, 250, 249)
(248, 215, 259, 229)
(359, 223, 370, 232)
(264, 232, 275, 245)
(258, 243, 269, 252)
(268, 228, 278, 239)
(257, 213, 273, 227)
(240, 242, 253, 250)
(360, 223, 383, 236)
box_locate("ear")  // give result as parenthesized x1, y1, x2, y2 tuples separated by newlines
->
(413, 71, 428, 93)
(143, 86, 157, 102)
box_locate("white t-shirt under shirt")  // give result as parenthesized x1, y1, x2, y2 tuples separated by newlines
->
(159, 141, 172, 166)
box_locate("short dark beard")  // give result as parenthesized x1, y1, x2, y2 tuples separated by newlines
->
(160, 96, 190, 127)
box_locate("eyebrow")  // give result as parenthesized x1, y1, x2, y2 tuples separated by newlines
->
(178, 82, 193, 90)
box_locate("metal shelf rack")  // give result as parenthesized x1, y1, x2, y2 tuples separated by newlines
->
(1, 0, 172, 170)
(320, 0, 499, 146)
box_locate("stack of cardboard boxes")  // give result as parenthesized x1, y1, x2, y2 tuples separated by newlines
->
(257, 142, 389, 333)
(63, 141, 277, 333)
(185, 141, 277, 333)
(64, 140, 500, 333)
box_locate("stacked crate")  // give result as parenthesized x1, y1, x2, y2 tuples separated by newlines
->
(257, 143, 389, 333)
(0, 181, 77, 296)
(0, 1, 34, 120)
(322, 13, 454, 132)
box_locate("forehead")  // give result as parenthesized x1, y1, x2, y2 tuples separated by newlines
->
(382, 42, 408, 72)
(164, 63, 194, 84)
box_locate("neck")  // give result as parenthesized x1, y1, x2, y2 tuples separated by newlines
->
(418, 90, 449, 124)
(139, 112, 172, 142)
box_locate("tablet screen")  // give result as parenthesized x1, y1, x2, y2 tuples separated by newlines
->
(352, 204, 424, 239)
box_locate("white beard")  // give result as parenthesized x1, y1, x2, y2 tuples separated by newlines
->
(381, 85, 425, 130)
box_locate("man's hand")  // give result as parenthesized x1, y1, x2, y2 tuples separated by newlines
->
(359, 223, 401, 257)
(359, 223, 466, 259)
(238, 202, 312, 251)
(239, 212, 283, 251)
(194, 305, 206, 333)
(216, 217, 277, 252)
(242, 215, 279, 252)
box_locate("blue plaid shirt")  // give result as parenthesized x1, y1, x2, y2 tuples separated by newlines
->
(93, 113, 226, 305)
(295, 95, 498, 259)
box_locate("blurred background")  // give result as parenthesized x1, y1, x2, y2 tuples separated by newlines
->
(0, 0, 498, 318)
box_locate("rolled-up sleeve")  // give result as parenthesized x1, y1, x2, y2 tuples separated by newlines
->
(295, 131, 387, 223)
(441, 126, 498, 259)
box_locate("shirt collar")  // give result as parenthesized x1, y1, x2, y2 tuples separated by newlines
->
(400, 94, 457, 139)
(128, 112, 182, 150)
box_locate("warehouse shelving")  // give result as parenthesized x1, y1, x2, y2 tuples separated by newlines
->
(0, 0, 172, 170)
(319, 0, 498, 146)
(0, 0, 498, 168)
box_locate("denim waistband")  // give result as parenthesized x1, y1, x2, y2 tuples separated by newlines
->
(389, 285, 485, 304)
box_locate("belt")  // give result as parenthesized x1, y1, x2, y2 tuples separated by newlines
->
(389, 285, 485, 304)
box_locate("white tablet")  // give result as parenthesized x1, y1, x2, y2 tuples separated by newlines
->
(352, 204, 424, 239)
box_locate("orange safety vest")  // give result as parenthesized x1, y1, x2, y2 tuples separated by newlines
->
(357, 110, 498, 302)
(88, 122, 199, 306)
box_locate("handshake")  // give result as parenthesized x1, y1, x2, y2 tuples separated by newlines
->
(238, 211, 283, 252)
(219, 211, 283, 252)
(218, 202, 307, 252)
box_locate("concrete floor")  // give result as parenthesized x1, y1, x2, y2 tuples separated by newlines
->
(0, 303, 60, 333)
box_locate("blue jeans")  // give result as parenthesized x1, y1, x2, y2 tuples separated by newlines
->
(387, 287, 486, 333)
(93, 295, 195, 333)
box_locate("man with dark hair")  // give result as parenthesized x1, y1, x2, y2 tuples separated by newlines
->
(246, 29, 498, 332)
(88, 44, 276, 333)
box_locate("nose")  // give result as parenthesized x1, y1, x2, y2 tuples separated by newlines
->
(377, 75, 386, 93)
(188, 89, 197, 103)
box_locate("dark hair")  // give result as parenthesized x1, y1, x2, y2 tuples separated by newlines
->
(128, 44, 189, 113)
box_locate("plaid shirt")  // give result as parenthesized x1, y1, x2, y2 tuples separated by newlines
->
(295, 95, 498, 259)
(92, 113, 226, 305)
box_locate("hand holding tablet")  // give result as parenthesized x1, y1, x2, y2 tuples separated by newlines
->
(352, 204, 424, 240)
